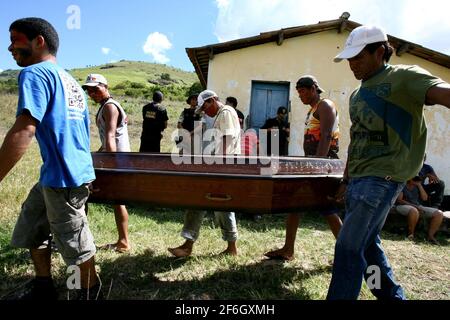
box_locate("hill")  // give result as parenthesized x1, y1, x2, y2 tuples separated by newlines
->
(70, 60, 198, 88)
(0, 60, 201, 101)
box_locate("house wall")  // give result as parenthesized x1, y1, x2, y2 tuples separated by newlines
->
(206, 30, 450, 194)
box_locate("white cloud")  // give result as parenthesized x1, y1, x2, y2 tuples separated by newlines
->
(101, 47, 111, 55)
(215, 0, 230, 9)
(0, 69, 3, 74)
(214, 0, 450, 54)
(142, 32, 173, 64)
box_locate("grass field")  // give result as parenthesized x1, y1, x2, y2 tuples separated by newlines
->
(0, 92, 449, 300)
(70, 60, 198, 87)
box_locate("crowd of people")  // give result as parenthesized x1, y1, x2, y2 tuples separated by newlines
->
(0, 17, 449, 301)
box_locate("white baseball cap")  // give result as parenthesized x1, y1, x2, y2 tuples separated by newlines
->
(196, 89, 218, 112)
(82, 73, 108, 89)
(334, 25, 388, 62)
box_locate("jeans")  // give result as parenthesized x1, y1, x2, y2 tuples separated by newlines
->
(327, 176, 406, 300)
(181, 210, 238, 242)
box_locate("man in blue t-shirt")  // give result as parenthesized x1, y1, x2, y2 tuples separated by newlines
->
(0, 18, 100, 300)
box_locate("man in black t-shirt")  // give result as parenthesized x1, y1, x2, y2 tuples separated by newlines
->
(176, 94, 201, 153)
(139, 91, 169, 152)
(261, 106, 290, 156)
(225, 96, 245, 128)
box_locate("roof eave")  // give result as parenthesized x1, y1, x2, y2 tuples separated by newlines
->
(186, 18, 450, 87)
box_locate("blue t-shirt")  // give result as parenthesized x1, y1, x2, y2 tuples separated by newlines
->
(17, 61, 95, 187)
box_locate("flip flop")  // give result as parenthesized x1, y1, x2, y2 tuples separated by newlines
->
(98, 243, 129, 253)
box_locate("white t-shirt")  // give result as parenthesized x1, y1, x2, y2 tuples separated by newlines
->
(212, 104, 241, 155)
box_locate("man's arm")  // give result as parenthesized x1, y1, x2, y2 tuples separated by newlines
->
(103, 103, 119, 152)
(221, 135, 235, 154)
(396, 192, 408, 205)
(424, 164, 440, 184)
(0, 114, 37, 183)
(416, 182, 429, 202)
(316, 100, 337, 157)
(331, 157, 348, 204)
(425, 83, 450, 108)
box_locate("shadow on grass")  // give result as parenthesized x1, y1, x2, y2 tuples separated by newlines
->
(0, 243, 34, 299)
(0, 245, 330, 300)
(95, 249, 331, 300)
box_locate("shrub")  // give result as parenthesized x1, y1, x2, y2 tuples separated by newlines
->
(160, 73, 171, 81)
(187, 81, 204, 97)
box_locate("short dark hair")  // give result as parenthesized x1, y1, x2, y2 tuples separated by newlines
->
(9, 17, 59, 55)
(226, 96, 238, 108)
(186, 94, 198, 104)
(153, 90, 164, 102)
(277, 106, 287, 115)
(365, 41, 394, 63)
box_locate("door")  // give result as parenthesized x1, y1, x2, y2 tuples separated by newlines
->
(249, 82, 290, 129)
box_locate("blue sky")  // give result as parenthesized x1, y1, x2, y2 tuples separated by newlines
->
(1, 0, 449, 73)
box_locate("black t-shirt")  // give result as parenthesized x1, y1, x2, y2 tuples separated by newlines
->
(141, 102, 168, 138)
(181, 108, 202, 133)
(235, 109, 245, 126)
(261, 117, 290, 155)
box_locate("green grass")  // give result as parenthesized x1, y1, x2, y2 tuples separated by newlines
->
(70, 60, 198, 88)
(1, 93, 449, 300)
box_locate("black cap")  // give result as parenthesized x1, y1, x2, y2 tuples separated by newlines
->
(296, 75, 325, 94)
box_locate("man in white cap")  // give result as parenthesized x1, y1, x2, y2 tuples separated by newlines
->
(82, 74, 131, 253)
(168, 90, 241, 257)
(328, 25, 450, 300)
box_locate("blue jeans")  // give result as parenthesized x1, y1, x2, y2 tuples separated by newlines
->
(327, 177, 406, 300)
(181, 210, 238, 242)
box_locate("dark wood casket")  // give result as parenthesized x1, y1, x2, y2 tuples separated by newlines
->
(89, 152, 345, 214)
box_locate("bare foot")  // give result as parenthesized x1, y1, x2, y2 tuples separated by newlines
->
(98, 243, 130, 253)
(427, 237, 440, 245)
(264, 248, 294, 261)
(168, 247, 192, 257)
(219, 248, 238, 256)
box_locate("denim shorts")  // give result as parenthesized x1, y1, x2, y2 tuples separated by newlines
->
(11, 183, 96, 265)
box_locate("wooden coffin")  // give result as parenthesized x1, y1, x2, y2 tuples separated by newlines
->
(89, 152, 345, 214)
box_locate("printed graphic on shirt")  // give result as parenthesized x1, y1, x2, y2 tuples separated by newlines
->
(145, 111, 157, 119)
(349, 85, 413, 159)
(59, 70, 86, 120)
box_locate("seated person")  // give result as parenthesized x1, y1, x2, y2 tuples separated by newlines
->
(261, 106, 290, 156)
(395, 176, 444, 244)
(418, 154, 446, 209)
